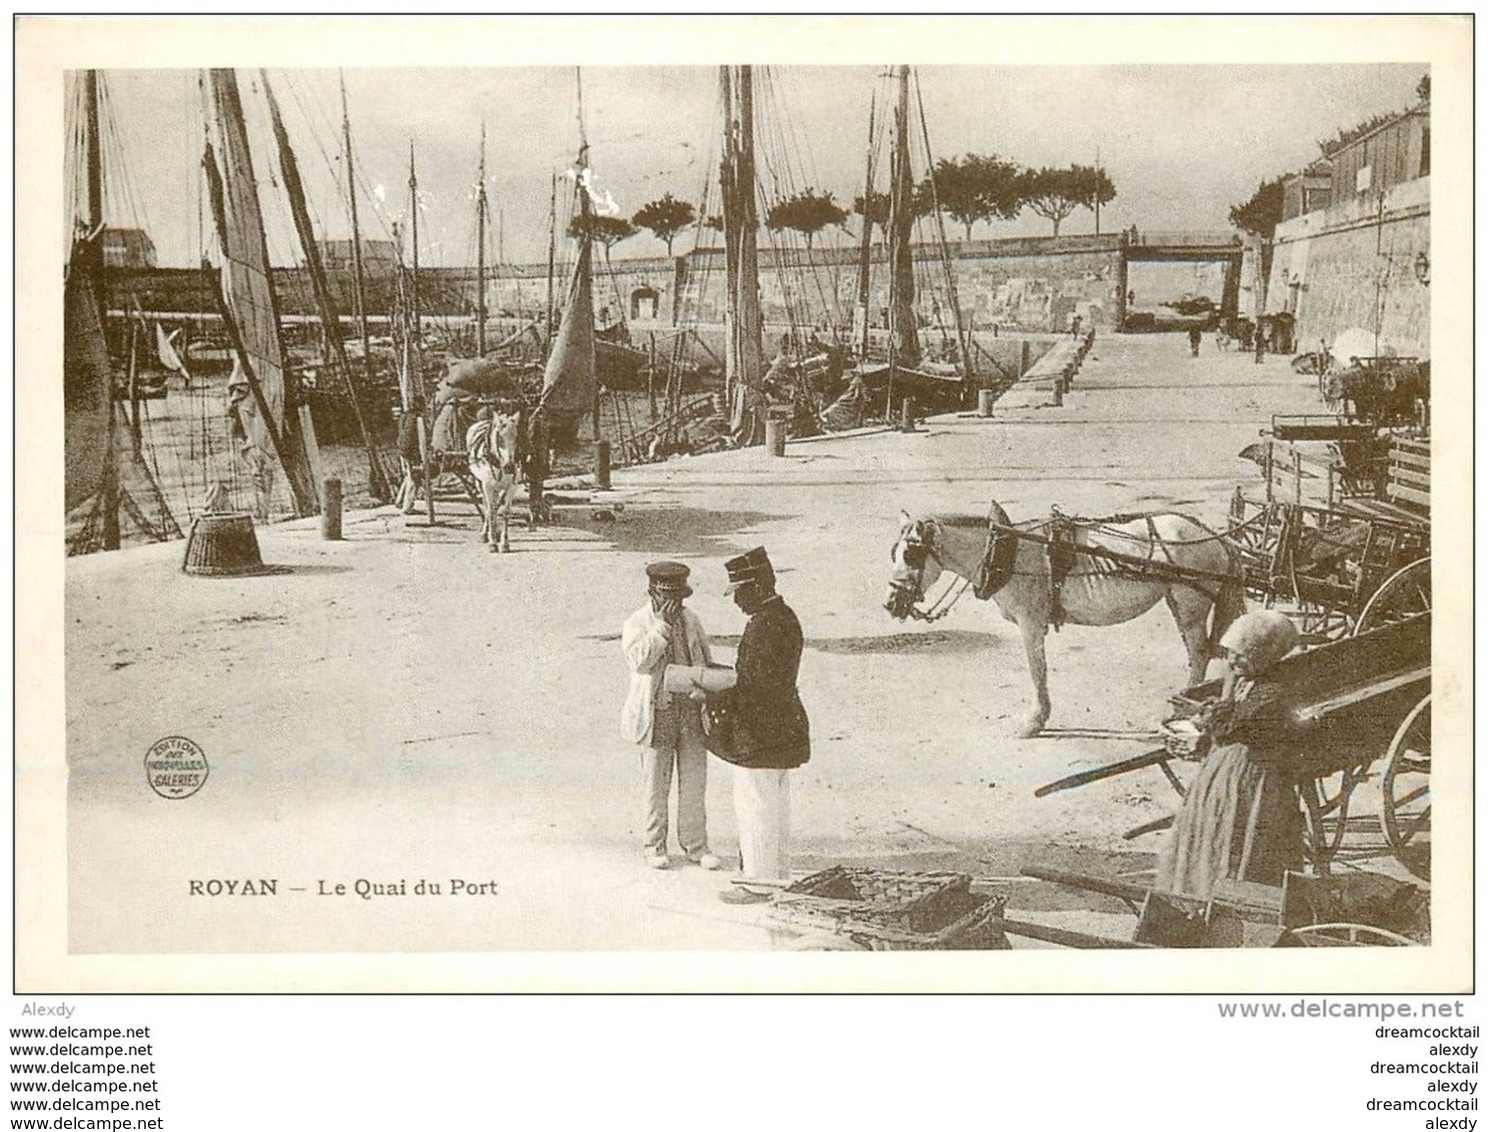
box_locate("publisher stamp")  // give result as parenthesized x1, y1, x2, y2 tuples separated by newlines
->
(145, 736, 209, 800)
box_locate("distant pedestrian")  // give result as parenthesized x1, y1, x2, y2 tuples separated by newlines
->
(1070, 313, 1083, 340)
(1254, 322, 1268, 365)
(1187, 326, 1203, 357)
(620, 561, 722, 872)
(714, 547, 811, 904)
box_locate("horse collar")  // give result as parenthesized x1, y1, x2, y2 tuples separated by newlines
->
(974, 522, 1019, 599)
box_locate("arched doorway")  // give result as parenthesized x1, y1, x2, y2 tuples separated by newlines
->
(630, 286, 660, 321)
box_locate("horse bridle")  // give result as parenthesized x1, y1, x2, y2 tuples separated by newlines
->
(478, 415, 519, 478)
(892, 520, 978, 622)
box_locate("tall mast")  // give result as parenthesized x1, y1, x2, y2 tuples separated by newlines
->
(535, 70, 598, 449)
(409, 141, 422, 360)
(476, 121, 487, 357)
(339, 72, 372, 390)
(855, 86, 878, 359)
(82, 71, 104, 287)
(545, 172, 558, 347)
(83, 70, 119, 550)
(720, 65, 764, 442)
(264, 70, 388, 501)
(887, 64, 920, 376)
(913, 70, 975, 384)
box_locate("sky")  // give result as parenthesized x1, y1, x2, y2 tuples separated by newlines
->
(85, 61, 1426, 269)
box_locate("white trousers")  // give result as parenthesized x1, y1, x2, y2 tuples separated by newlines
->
(732, 766, 791, 881)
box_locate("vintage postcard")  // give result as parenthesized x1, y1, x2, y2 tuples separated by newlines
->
(15, 14, 1472, 992)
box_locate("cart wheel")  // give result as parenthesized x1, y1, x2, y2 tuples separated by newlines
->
(1380, 693, 1430, 882)
(1299, 763, 1368, 876)
(1283, 922, 1418, 947)
(1353, 557, 1431, 634)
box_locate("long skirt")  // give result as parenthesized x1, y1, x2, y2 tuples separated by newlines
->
(1154, 743, 1303, 901)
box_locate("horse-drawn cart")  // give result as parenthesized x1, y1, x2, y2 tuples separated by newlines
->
(1037, 612, 1431, 883)
(1226, 416, 1429, 641)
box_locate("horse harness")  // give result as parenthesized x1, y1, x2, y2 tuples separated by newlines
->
(906, 510, 1231, 625)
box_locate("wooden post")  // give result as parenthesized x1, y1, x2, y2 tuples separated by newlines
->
(421, 413, 436, 526)
(321, 477, 343, 540)
(528, 416, 547, 526)
(595, 439, 611, 490)
(765, 416, 787, 456)
(1021, 340, 1032, 376)
(648, 332, 658, 422)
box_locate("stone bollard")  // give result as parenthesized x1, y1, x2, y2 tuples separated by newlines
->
(900, 398, 916, 432)
(1050, 379, 1064, 407)
(1020, 340, 1033, 376)
(977, 388, 996, 418)
(321, 477, 343, 541)
(765, 416, 787, 457)
(595, 440, 611, 490)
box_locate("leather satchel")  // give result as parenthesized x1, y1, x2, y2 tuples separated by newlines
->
(700, 688, 737, 760)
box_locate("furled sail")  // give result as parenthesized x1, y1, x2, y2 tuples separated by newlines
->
(203, 68, 319, 517)
(887, 65, 921, 370)
(63, 71, 112, 517)
(64, 70, 182, 553)
(537, 170, 597, 447)
(63, 249, 113, 514)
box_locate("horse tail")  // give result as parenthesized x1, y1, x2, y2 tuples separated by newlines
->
(1206, 553, 1247, 659)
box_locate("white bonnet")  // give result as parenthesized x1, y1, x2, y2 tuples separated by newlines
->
(1218, 611, 1300, 674)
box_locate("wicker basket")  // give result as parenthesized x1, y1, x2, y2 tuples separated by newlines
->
(772, 867, 1010, 950)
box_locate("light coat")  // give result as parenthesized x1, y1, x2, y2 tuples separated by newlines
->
(620, 602, 714, 746)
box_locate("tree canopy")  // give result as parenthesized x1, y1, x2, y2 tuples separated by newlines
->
(1018, 165, 1097, 237)
(567, 213, 637, 250)
(928, 154, 1023, 238)
(1068, 163, 1117, 218)
(765, 188, 849, 250)
(631, 193, 696, 256)
(1228, 176, 1286, 240)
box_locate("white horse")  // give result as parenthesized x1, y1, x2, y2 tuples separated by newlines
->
(465, 410, 521, 553)
(886, 504, 1246, 737)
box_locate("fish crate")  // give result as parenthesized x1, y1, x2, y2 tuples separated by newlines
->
(772, 867, 1010, 950)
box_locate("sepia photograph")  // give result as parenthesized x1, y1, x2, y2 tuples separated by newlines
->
(15, 14, 1471, 993)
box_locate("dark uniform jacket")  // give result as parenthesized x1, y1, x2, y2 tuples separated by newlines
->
(723, 595, 810, 769)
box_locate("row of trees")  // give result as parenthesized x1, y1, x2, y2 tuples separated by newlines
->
(569, 155, 1119, 258)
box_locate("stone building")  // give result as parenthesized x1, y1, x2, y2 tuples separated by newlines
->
(1266, 101, 1430, 359)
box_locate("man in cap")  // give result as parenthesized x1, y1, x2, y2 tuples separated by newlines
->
(715, 547, 811, 905)
(620, 561, 721, 871)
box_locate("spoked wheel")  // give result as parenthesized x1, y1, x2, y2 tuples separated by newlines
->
(1284, 922, 1418, 947)
(1380, 694, 1431, 882)
(1353, 557, 1431, 634)
(1299, 762, 1370, 876)
(1292, 601, 1354, 645)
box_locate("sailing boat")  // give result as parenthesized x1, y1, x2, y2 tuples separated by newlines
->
(837, 65, 974, 424)
(65, 70, 182, 555)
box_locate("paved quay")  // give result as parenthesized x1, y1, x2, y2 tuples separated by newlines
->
(62, 332, 1324, 960)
